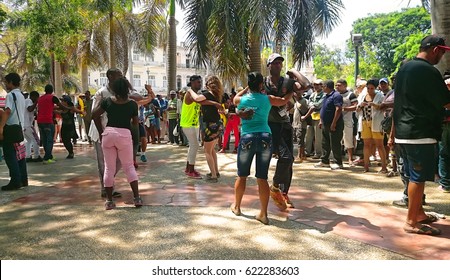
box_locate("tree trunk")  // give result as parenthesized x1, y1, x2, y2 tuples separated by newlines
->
(54, 60, 63, 97)
(431, 0, 450, 73)
(81, 61, 88, 92)
(248, 35, 262, 73)
(109, 10, 116, 69)
(167, 0, 177, 95)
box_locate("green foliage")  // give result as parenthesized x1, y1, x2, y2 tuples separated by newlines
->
(0, 5, 7, 28)
(312, 44, 347, 80)
(351, 7, 430, 77)
(393, 31, 429, 72)
(26, 0, 84, 61)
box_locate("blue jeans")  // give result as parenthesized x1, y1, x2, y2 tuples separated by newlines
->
(268, 122, 294, 193)
(439, 122, 450, 188)
(400, 143, 436, 183)
(237, 132, 272, 179)
(38, 123, 55, 160)
(3, 142, 28, 186)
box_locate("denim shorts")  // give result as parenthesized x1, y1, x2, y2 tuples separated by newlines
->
(399, 143, 437, 183)
(237, 132, 272, 179)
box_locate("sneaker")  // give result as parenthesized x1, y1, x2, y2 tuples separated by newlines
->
(438, 185, 450, 193)
(43, 159, 56, 164)
(134, 197, 143, 207)
(66, 153, 74, 159)
(187, 170, 202, 179)
(331, 164, 344, 170)
(32, 156, 43, 162)
(392, 198, 408, 208)
(105, 200, 116, 210)
(283, 193, 294, 208)
(314, 162, 330, 168)
(140, 154, 147, 162)
(369, 155, 375, 161)
(101, 190, 122, 198)
(270, 185, 287, 210)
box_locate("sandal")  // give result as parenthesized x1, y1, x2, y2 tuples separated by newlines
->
(418, 213, 441, 224)
(230, 204, 241, 216)
(404, 224, 441, 236)
(134, 197, 143, 208)
(378, 169, 388, 174)
(255, 215, 269, 225)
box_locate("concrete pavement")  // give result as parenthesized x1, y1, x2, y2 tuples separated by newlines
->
(0, 141, 449, 260)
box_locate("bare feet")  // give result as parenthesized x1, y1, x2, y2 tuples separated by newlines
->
(255, 215, 269, 225)
(230, 204, 241, 216)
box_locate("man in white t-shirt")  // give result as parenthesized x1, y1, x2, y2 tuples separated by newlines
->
(0, 73, 28, 191)
(23, 91, 42, 162)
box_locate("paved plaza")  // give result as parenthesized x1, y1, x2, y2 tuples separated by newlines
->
(0, 141, 449, 260)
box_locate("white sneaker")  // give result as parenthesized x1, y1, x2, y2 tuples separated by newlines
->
(331, 164, 344, 170)
(314, 162, 330, 168)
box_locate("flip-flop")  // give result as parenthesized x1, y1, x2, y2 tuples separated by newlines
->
(418, 214, 439, 224)
(404, 224, 441, 236)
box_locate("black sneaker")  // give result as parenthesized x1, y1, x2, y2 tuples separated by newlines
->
(1, 183, 23, 191)
(32, 157, 43, 162)
(66, 153, 74, 159)
(101, 190, 122, 198)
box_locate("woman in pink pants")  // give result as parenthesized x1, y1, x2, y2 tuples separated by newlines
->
(93, 78, 154, 210)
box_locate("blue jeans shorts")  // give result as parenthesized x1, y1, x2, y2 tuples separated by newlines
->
(237, 132, 272, 179)
(399, 143, 436, 183)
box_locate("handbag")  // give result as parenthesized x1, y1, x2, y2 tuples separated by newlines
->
(2, 92, 24, 144)
(173, 124, 180, 137)
(381, 115, 392, 134)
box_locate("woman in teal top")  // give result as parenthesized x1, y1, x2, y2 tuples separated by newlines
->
(231, 72, 294, 225)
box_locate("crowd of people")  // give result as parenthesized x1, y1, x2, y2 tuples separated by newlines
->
(0, 35, 449, 235)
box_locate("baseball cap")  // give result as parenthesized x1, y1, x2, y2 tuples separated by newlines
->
(187, 75, 202, 87)
(169, 90, 177, 95)
(267, 53, 284, 66)
(313, 79, 323, 85)
(420, 35, 450, 51)
(379, 78, 389, 84)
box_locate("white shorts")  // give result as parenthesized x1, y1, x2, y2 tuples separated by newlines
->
(342, 125, 354, 149)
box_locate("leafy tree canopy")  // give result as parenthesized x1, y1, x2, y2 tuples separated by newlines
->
(351, 7, 430, 76)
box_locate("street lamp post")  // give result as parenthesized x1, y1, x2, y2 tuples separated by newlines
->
(352, 33, 363, 87)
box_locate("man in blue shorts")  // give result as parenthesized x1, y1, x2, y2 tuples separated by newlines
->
(394, 35, 450, 236)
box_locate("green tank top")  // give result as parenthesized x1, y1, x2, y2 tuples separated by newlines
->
(180, 96, 200, 128)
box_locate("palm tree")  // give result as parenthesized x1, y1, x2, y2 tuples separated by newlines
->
(167, 0, 177, 92)
(183, 0, 344, 82)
